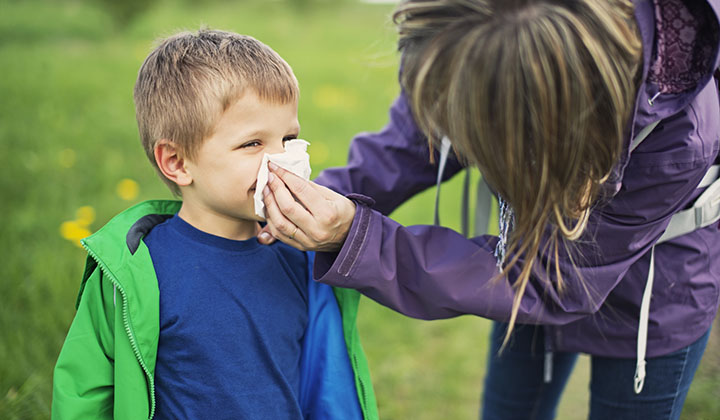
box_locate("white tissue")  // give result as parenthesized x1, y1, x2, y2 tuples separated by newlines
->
(254, 139, 312, 219)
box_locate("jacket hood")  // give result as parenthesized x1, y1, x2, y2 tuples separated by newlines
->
(632, 0, 720, 132)
(602, 0, 720, 194)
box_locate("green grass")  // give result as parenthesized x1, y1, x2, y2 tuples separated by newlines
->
(1, 0, 718, 419)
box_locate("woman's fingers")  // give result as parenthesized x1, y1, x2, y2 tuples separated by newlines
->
(268, 163, 326, 215)
(264, 215, 307, 250)
(264, 162, 356, 252)
(262, 183, 311, 249)
(267, 163, 348, 232)
(265, 170, 316, 228)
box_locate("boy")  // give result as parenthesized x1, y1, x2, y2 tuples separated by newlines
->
(52, 29, 377, 420)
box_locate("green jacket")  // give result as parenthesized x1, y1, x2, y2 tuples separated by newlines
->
(52, 200, 378, 419)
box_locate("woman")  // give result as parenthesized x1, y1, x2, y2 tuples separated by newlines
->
(260, 0, 720, 418)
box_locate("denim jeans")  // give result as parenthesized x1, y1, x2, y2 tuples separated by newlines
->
(481, 322, 711, 420)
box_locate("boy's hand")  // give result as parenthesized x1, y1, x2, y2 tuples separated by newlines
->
(262, 162, 356, 252)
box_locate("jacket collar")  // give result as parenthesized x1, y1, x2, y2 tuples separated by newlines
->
(81, 200, 182, 288)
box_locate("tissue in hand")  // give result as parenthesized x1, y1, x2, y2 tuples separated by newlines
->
(253, 139, 311, 219)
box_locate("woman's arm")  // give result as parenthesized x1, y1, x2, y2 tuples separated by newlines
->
(263, 122, 714, 325)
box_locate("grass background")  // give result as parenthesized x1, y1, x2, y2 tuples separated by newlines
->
(0, 0, 718, 418)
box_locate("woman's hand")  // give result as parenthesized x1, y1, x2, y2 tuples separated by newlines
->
(261, 162, 356, 252)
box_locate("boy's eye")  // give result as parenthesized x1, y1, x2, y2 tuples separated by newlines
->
(239, 141, 261, 148)
(282, 135, 297, 143)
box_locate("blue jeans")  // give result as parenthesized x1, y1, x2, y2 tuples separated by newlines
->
(481, 322, 711, 420)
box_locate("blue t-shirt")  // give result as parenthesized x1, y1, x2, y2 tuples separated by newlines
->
(144, 215, 309, 420)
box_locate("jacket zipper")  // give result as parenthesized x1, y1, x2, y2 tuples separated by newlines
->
(82, 242, 156, 419)
(351, 353, 371, 418)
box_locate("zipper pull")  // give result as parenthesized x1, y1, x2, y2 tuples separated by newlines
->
(648, 91, 661, 106)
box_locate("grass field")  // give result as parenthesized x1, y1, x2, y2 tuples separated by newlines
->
(1, 0, 718, 419)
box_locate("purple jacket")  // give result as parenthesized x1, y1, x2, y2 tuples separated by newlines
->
(314, 0, 720, 358)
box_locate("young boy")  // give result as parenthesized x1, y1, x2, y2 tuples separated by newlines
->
(52, 29, 377, 420)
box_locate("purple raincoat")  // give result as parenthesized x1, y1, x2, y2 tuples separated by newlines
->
(314, 0, 720, 358)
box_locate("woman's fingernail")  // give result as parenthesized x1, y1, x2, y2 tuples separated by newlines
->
(263, 185, 270, 196)
(259, 232, 272, 242)
(268, 172, 275, 183)
(268, 161, 279, 171)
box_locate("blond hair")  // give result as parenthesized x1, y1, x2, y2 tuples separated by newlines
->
(395, 0, 642, 344)
(133, 28, 299, 194)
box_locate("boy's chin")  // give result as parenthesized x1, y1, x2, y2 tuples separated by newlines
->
(249, 214, 266, 223)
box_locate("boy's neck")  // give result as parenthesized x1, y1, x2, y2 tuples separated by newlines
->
(177, 202, 257, 241)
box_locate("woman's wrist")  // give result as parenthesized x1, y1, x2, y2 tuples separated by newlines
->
(315, 193, 375, 278)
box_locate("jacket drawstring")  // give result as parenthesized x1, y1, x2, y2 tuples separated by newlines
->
(434, 137, 453, 226)
(436, 136, 492, 239)
(543, 326, 554, 384)
(634, 246, 656, 394)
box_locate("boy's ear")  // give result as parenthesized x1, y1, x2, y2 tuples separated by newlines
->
(154, 140, 192, 187)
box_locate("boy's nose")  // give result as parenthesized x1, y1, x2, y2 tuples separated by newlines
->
(266, 141, 286, 155)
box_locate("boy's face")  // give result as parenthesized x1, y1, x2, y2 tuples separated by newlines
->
(180, 90, 299, 236)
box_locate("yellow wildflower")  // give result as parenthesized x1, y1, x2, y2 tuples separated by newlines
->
(75, 206, 96, 227)
(60, 220, 92, 248)
(117, 178, 140, 201)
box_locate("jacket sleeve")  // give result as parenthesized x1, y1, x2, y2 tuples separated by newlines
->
(300, 253, 363, 420)
(314, 94, 465, 216)
(52, 266, 115, 420)
(312, 101, 717, 325)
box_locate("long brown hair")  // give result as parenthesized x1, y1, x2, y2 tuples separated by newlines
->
(394, 0, 642, 343)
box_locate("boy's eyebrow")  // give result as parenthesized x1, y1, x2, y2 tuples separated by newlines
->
(241, 124, 300, 139)
(242, 129, 269, 139)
